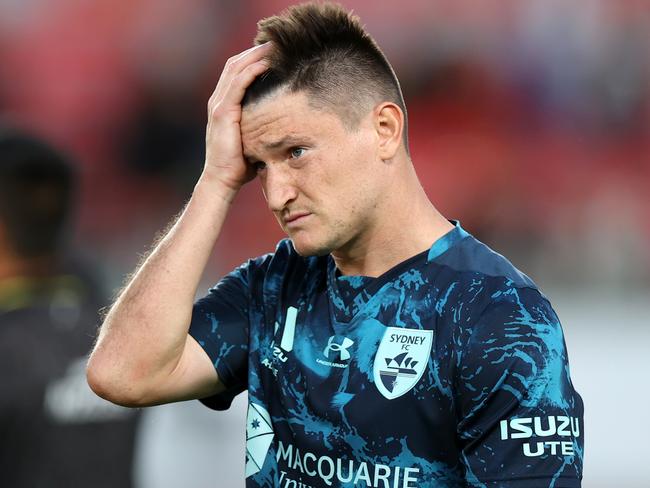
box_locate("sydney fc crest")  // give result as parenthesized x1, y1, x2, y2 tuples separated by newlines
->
(373, 327, 433, 400)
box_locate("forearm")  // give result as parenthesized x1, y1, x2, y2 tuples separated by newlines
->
(88, 41, 271, 406)
(87, 173, 236, 403)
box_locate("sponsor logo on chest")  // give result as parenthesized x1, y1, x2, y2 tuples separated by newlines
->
(373, 327, 433, 400)
(317, 335, 355, 368)
(261, 307, 298, 377)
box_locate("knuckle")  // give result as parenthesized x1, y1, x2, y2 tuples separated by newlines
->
(210, 103, 226, 119)
(236, 66, 258, 82)
(225, 56, 242, 70)
(241, 64, 256, 76)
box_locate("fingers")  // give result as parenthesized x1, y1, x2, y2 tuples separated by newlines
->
(220, 59, 270, 107)
(202, 44, 273, 189)
(225, 42, 272, 72)
(209, 43, 272, 106)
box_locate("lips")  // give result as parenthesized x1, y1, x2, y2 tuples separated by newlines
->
(284, 212, 311, 226)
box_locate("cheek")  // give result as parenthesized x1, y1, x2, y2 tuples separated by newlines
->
(337, 141, 376, 193)
(305, 133, 376, 212)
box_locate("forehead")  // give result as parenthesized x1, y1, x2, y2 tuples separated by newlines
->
(241, 90, 343, 155)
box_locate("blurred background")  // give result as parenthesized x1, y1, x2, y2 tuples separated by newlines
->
(0, 0, 648, 486)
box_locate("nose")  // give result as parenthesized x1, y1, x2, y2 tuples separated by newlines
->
(262, 164, 298, 213)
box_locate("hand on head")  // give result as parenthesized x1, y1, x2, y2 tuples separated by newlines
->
(203, 42, 273, 194)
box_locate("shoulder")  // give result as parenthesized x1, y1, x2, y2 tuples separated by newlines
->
(428, 230, 550, 319)
(428, 230, 573, 394)
(435, 235, 573, 410)
(436, 231, 537, 289)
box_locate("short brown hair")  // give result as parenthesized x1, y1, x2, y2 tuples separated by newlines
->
(243, 2, 408, 148)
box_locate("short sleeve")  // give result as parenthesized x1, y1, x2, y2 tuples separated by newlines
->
(455, 287, 584, 487)
(189, 263, 253, 410)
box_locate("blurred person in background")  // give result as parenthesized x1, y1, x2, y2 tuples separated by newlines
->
(0, 127, 139, 487)
(88, 2, 583, 487)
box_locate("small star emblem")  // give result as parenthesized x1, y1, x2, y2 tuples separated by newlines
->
(251, 419, 261, 430)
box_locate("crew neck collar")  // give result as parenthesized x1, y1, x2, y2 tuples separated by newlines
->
(326, 220, 469, 323)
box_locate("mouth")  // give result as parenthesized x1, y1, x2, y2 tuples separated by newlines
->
(284, 212, 311, 228)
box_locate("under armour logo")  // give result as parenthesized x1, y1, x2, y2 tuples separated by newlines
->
(323, 336, 354, 361)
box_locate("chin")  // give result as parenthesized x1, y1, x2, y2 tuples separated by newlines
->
(289, 235, 332, 257)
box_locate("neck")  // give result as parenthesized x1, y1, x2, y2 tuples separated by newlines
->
(331, 160, 454, 277)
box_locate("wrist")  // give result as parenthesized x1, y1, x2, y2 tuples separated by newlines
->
(194, 170, 241, 204)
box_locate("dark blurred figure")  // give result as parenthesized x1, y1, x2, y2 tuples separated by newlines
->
(0, 128, 138, 487)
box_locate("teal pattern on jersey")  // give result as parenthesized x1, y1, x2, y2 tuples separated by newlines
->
(190, 221, 584, 487)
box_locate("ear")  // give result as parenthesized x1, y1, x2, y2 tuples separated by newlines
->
(373, 102, 404, 161)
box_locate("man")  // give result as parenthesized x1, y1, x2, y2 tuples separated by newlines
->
(0, 128, 139, 486)
(88, 3, 584, 487)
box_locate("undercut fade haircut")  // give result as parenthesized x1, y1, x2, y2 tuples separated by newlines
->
(0, 128, 75, 258)
(243, 1, 409, 150)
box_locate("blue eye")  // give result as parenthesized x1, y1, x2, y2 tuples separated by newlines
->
(290, 147, 305, 158)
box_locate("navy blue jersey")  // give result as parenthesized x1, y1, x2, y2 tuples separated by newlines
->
(190, 222, 583, 487)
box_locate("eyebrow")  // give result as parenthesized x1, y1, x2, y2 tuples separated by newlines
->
(244, 135, 313, 161)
